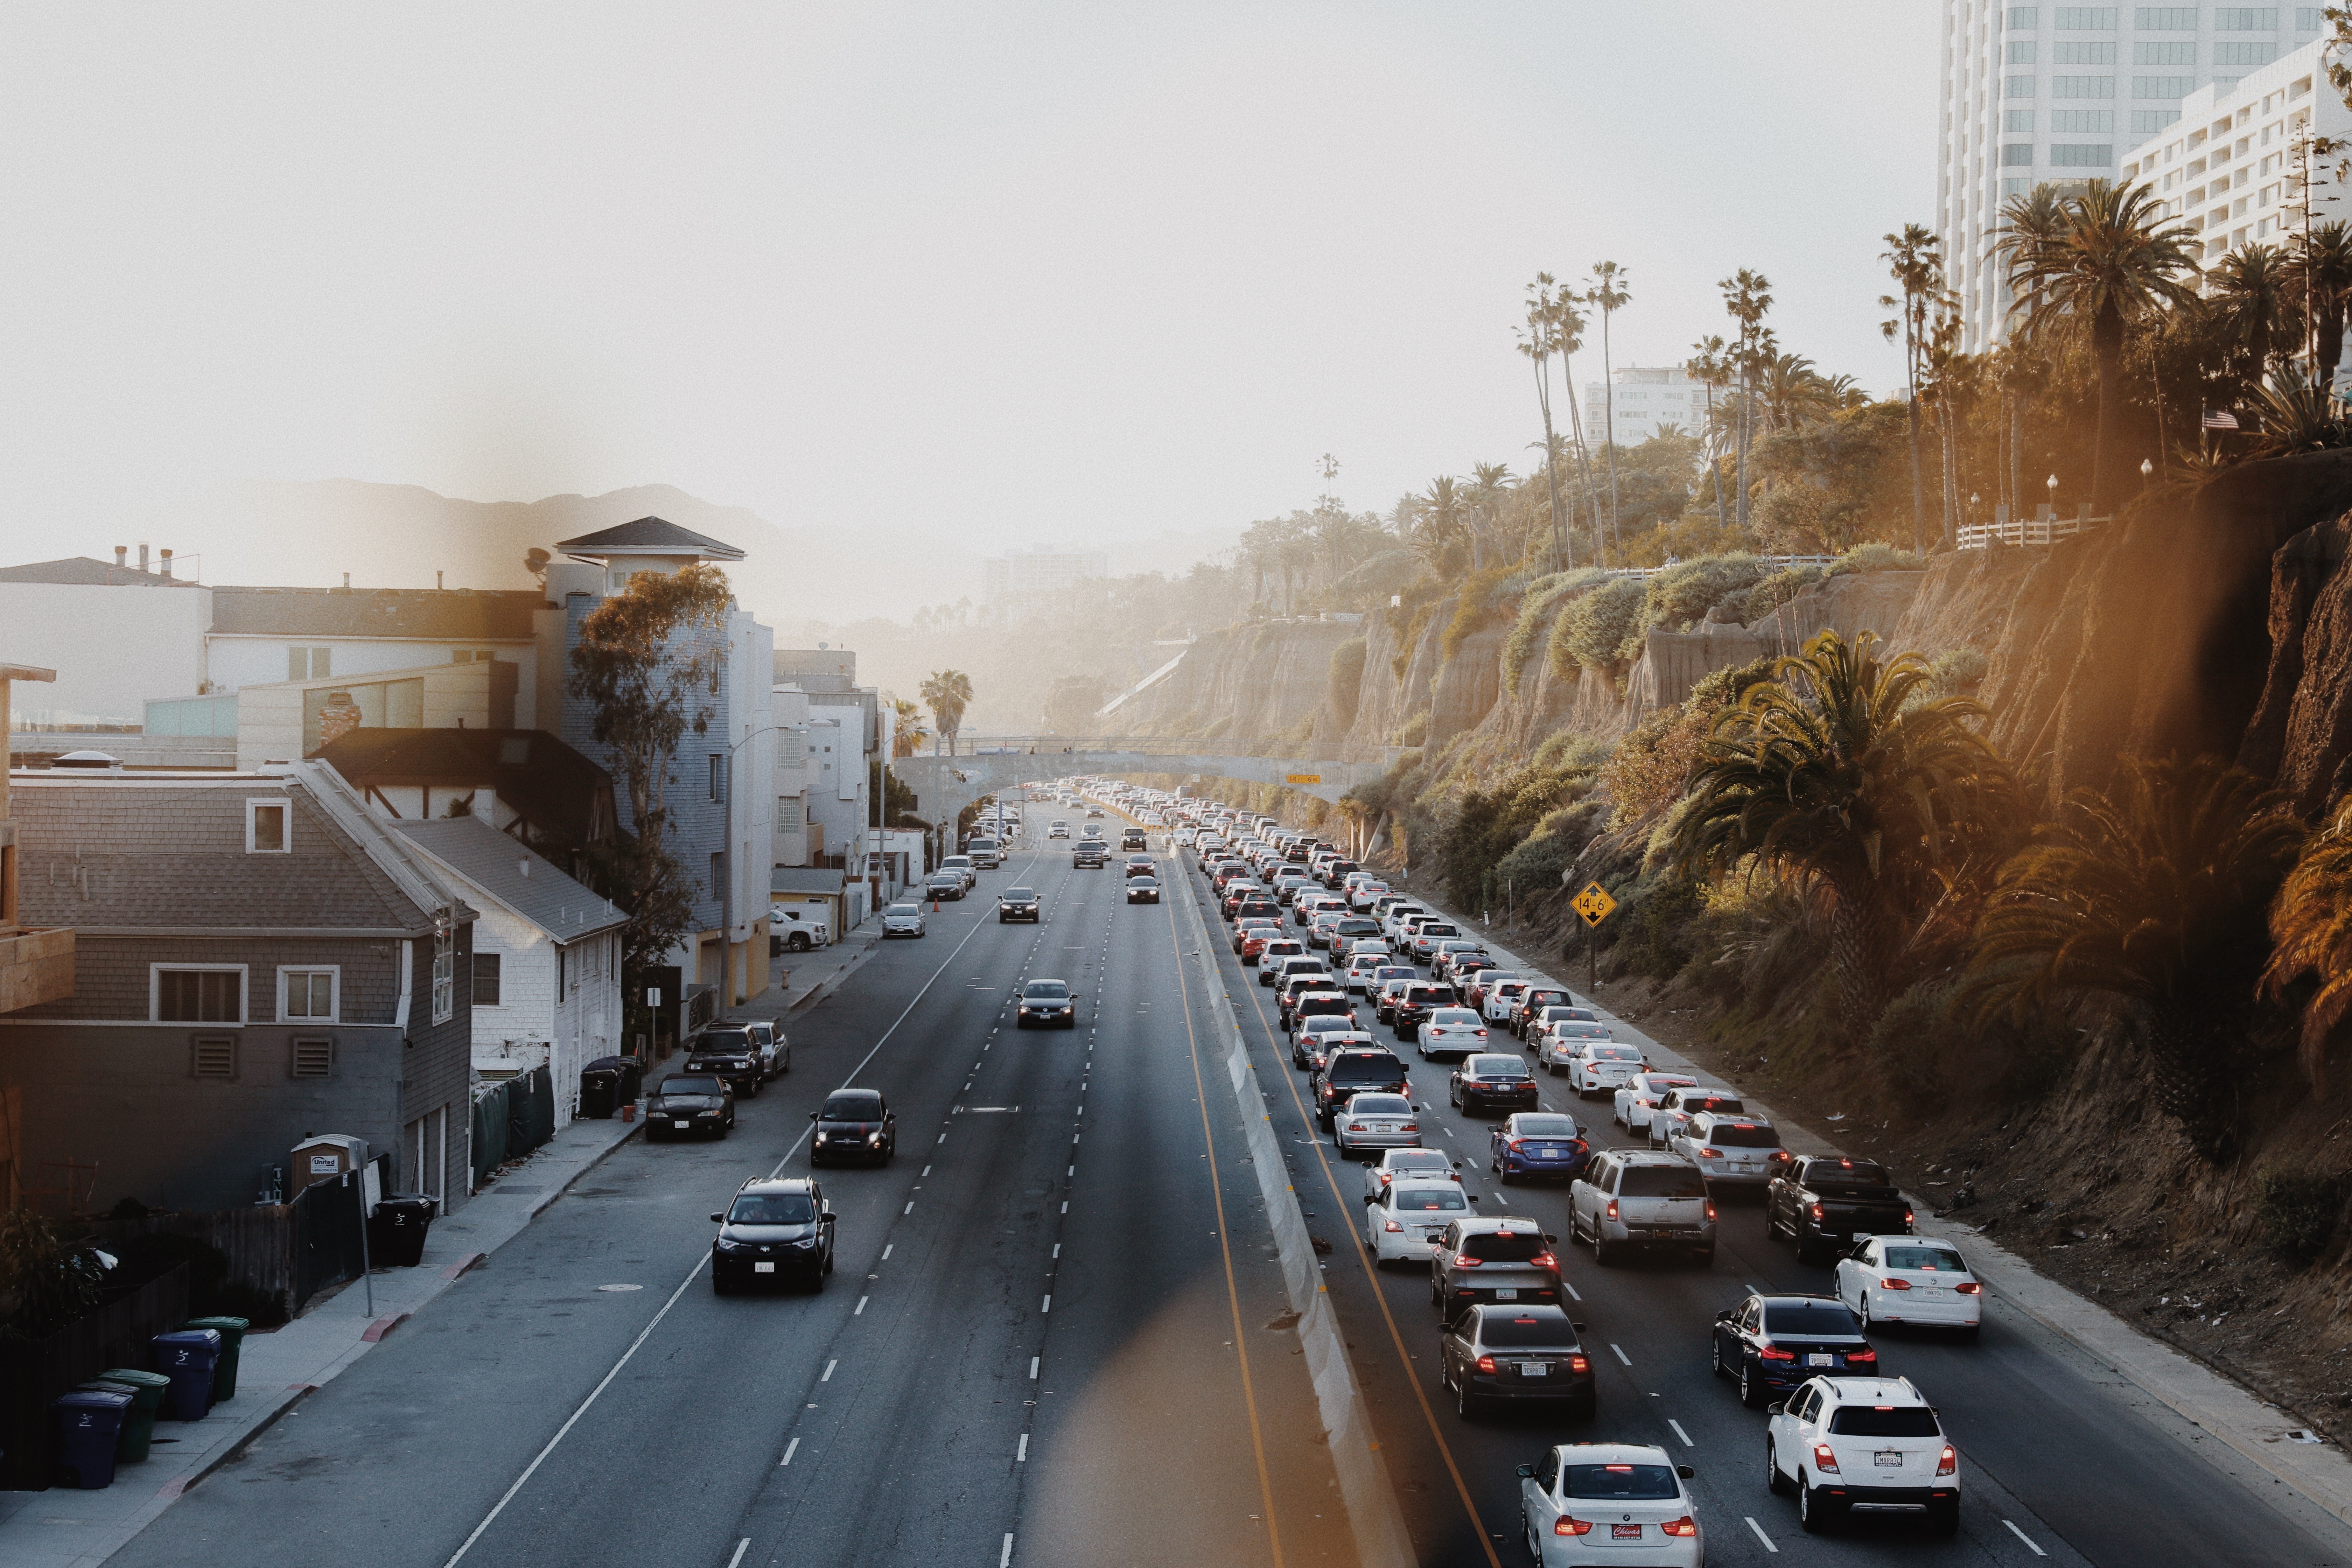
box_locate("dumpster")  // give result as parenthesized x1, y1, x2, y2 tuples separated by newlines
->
(183, 1316, 251, 1399)
(580, 1056, 643, 1119)
(53, 1388, 134, 1489)
(91, 1369, 171, 1462)
(367, 1195, 436, 1268)
(151, 1328, 222, 1420)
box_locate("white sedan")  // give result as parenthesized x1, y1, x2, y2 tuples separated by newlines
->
(1563, 1040, 1646, 1098)
(1362, 1147, 1458, 1199)
(1536, 1020, 1617, 1074)
(1364, 1178, 1470, 1266)
(1333, 1092, 1420, 1154)
(1416, 1007, 1491, 1061)
(1834, 1236, 1984, 1339)
(1614, 1071, 1697, 1134)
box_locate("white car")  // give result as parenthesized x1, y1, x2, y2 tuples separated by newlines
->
(1563, 1040, 1646, 1098)
(938, 854, 976, 891)
(1380, 904, 1429, 944)
(767, 905, 830, 951)
(1536, 1020, 1617, 1074)
(1293, 1016, 1374, 1071)
(1333, 1091, 1420, 1154)
(877, 902, 927, 938)
(1519, 1443, 1703, 1566)
(1049, 820, 1070, 838)
(1834, 1237, 1984, 1339)
(1764, 1376, 1959, 1535)
(1362, 1146, 1458, 1199)
(1364, 1177, 1469, 1266)
(1647, 1086, 1746, 1149)
(1416, 1007, 1491, 1062)
(1347, 881, 1391, 911)
(1671, 1111, 1784, 1190)
(1614, 1071, 1697, 1134)
(1482, 980, 1532, 1026)
(1343, 952, 1390, 993)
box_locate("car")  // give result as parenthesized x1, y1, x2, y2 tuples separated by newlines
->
(1380, 903, 1429, 943)
(1296, 894, 1348, 930)
(1490, 1111, 1589, 1184)
(1648, 1086, 1747, 1150)
(1408, 920, 1466, 961)
(1392, 980, 1459, 1041)
(1833, 1237, 1983, 1338)
(1253, 938, 1306, 977)
(1442, 1303, 1594, 1421)
(1710, 1293, 1877, 1409)
(1449, 953, 1499, 985)
(1268, 952, 1326, 992)
(1374, 974, 1416, 1024)
(1049, 819, 1070, 838)
(938, 854, 977, 890)
(964, 836, 1002, 869)
(1333, 1091, 1420, 1154)
(996, 887, 1041, 923)
(1562, 1039, 1646, 1098)
(1361, 1146, 1458, 1199)
(1085, 805, 1104, 818)
(1364, 1177, 1471, 1266)
(1534, 1020, 1614, 1071)
(1125, 876, 1161, 904)
(1463, 969, 1517, 1011)
(1343, 952, 1390, 993)
(1481, 979, 1532, 1026)
(1672, 1111, 1786, 1191)
(1768, 1155, 1914, 1262)
(1231, 896, 1282, 924)
(1120, 828, 1148, 852)
(923, 872, 965, 902)
(1293, 1015, 1373, 1071)
(1234, 917, 1283, 958)
(1290, 990, 1356, 1035)
(1312, 1047, 1409, 1129)
(1518, 1444, 1703, 1566)
(1430, 940, 1486, 981)
(1222, 882, 1268, 918)
(1346, 881, 1390, 911)
(1016, 978, 1077, 1029)
(1124, 855, 1156, 878)
(740, 1018, 791, 1079)
(1321, 858, 1360, 888)
(1072, 839, 1109, 868)
(767, 904, 829, 951)
(685, 1031, 764, 1097)
(1614, 1071, 1698, 1135)
(808, 1088, 896, 1165)
(881, 901, 930, 937)
(1415, 1006, 1490, 1061)
(1328, 915, 1382, 952)
(1510, 987, 1573, 1039)
(1450, 1051, 1539, 1116)
(1278, 969, 1337, 1024)
(1274, 875, 1314, 907)
(710, 1178, 835, 1293)
(1569, 1150, 1714, 1264)
(1765, 1376, 1959, 1535)
(1430, 1216, 1559, 1320)
(1306, 910, 1353, 950)
(646, 1073, 734, 1139)
(1524, 1004, 1594, 1045)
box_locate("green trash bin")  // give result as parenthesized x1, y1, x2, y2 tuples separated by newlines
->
(181, 1317, 251, 1400)
(86, 1371, 170, 1463)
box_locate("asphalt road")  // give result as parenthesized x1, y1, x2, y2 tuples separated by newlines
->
(1181, 845, 2352, 1568)
(108, 807, 1358, 1568)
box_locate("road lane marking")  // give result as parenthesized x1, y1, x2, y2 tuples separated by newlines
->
(1052, 1243, 1061, 1259)
(1744, 1516, 1778, 1553)
(1017, 1433, 1029, 1461)
(2004, 1520, 2048, 1557)
(1030, 1356, 1040, 1378)
(821, 1359, 836, 1382)
(904, 1201, 915, 1214)
(881, 1244, 892, 1260)
(1668, 1419, 1693, 1447)
(1042, 1294, 1052, 1313)
(1001, 1534, 1015, 1568)
(855, 1295, 868, 1315)
(726, 1540, 750, 1568)
(778, 1437, 798, 1468)
(1562, 1281, 1582, 1302)
(1610, 1343, 1631, 1367)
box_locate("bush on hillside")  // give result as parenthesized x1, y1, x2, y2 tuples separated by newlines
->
(1830, 541, 1927, 575)
(1867, 978, 1968, 1112)
(1634, 554, 1769, 644)
(1598, 655, 1777, 830)
(1443, 565, 1525, 659)
(2258, 1170, 2348, 1267)
(1325, 548, 1418, 612)
(1922, 646, 1988, 700)
(1734, 564, 1829, 625)
(1326, 637, 1367, 730)
(1549, 576, 1647, 673)
(1504, 569, 1610, 694)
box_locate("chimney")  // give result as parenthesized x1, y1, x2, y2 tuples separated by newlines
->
(138, 544, 149, 573)
(159, 549, 173, 579)
(114, 546, 127, 568)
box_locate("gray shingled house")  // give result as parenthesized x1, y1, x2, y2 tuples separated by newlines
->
(0, 758, 479, 1214)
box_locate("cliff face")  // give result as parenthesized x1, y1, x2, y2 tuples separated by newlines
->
(1119, 617, 1358, 746)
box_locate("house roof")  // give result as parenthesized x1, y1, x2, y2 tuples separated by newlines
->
(554, 516, 745, 562)
(315, 728, 618, 849)
(391, 817, 627, 943)
(208, 585, 542, 641)
(771, 868, 846, 896)
(0, 556, 200, 587)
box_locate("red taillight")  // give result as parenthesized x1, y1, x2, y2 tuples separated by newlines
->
(1661, 1516, 1699, 1538)
(1809, 1202, 1825, 1221)
(1812, 1443, 1840, 1474)
(1904, 1209, 1916, 1226)
(1554, 1516, 1594, 1537)
(1384, 1220, 1402, 1233)
(1698, 1148, 1722, 1160)
(1507, 1138, 1525, 1152)
(1455, 1256, 1480, 1267)
(1704, 1200, 1718, 1222)
(1475, 1028, 1488, 1036)
(1606, 1199, 1619, 1220)
(1476, 1354, 1497, 1373)
(1759, 1345, 1797, 1362)
(1955, 1281, 1982, 1295)
(1569, 1353, 1589, 1373)
(1400, 1123, 1418, 1133)
(1531, 1252, 1556, 1269)
(1847, 1346, 1878, 1364)
(1881, 1277, 1912, 1291)
(1348, 1123, 1366, 1132)
(1936, 1445, 1958, 1477)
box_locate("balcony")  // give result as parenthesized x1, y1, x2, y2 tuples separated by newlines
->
(0, 925, 73, 1014)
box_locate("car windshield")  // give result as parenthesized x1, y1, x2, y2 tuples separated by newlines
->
(1764, 1302, 1863, 1337)
(822, 1094, 882, 1119)
(661, 1077, 723, 1096)
(1680, 1095, 1743, 1115)
(1001, 889, 1037, 900)
(1024, 982, 1071, 999)
(1405, 986, 1455, 1004)
(1479, 1310, 1576, 1348)
(1829, 1406, 1942, 1437)
(1621, 1166, 1708, 1197)
(1558, 1024, 1609, 1040)
(1297, 996, 1350, 1015)
(1303, 1017, 1354, 1035)
(1387, 1151, 1449, 1172)
(1350, 1094, 1411, 1114)
(1562, 1464, 1680, 1502)
(1457, 1229, 1544, 1262)
(1643, 1076, 1695, 1091)
(885, 904, 920, 916)
(1468, 1056, 1530, 1079)
(1512, 1115, 1579, 1138)
(700, 1030, 752, 1051)
(1391, 1185, 1468, 1210)
(1130, 878, 1158, 888)
(1883, 1246, 1967, 1272)
(1430, 1009, 1481, 1026)
(1377, 967, 1414, 981)
(1707, 1122, 1781, 1148)
(728, 1193, 816, 1224)
(1810, 1159, 1891, 1186)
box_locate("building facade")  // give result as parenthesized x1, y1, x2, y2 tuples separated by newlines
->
(1582, 365, 1708, 448)
(982, 548, 1108, 603)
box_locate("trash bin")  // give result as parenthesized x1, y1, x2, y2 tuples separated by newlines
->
(368, 1195, 436, 1268)
(92, 1369, 172, 1462)
(581, 1056, 624, 1119)
(52, 1388, 134, 1489)
(150, 1328, 222, 1420)
(183, 1316, 251, 1399)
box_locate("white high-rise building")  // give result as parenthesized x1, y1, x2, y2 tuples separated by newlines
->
(982, 547, 1108, 603)
(1939, 2, 2327, 352)
(1582, 366, 1708, 448)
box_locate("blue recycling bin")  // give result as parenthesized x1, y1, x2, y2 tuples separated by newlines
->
(53, 1387, 134, 1489)
(150, 1328, 223, 1420)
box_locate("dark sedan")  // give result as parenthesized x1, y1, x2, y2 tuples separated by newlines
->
(1072, 840, 1109, 868)
(1451, 1052, 1540, 1116)
(809, 1088, 896, 1166)
(1126, 876, 1161, 904)
(710, 1177, 834, 1293)
(1017, 978, 1078, 1029)
(1441, 1304, 1594, 1420)
(1490, 1112, 1589, 1184)
(1713, 1293, 1878, 1409)
(997, 887, 1041, 923)
(924, 872, 965, 901)
(646, 1074, 735, 1140)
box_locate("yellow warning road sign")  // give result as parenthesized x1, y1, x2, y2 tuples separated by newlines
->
(1286, 774, 1323, 784)
(1571, 881, 1617, 927)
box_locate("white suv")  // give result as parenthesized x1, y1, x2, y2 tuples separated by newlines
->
(1764, 1376, 1959, 1535)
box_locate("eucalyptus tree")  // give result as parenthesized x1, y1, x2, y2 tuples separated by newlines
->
(1880, 223, 1944, 555)
(1588, 261, 1632, 560)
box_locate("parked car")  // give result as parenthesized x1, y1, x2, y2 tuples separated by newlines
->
(1765, 1376, 1958, 1535)
(685, 1029, 768, 1097)
(996, 887, 1041, 923)
(1450, 1051, 1540, 1116)
(1673, 1111, 1786, 1192)
(938, 854, 977, 890)
(1615, 1071, 1698, 1135)
(709, 1177, 834, 1294)
(1332, 1091, 1420, 1154)
(1767, 1155, 1914, 1262)
(740, 1018, 791, 1079)
(1443, 1303, 1594, 1420)
(646, 1073, 734, 1140)
(808, 1088, 896, 1166)
(767, 904, 830, 951)
(1569, 1150, 1714, 1265)
(1016, 978, 1078, 1029)
(1416, 1006, 1490, 1061)
(1430, 1216, 1560, 1321)
(1490, 1111, 1588, 1184)
(923, 872, 965, 902)
(881, 901, 930, 937)
(1364, 1177, 1470, 1267)
(1710, 1293, 1877, 1409)
(964, 836, 1002, 869)
(1833, 1236, 1982, 1338)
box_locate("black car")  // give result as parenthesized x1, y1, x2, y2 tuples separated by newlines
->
(1392, 981, 1458, 1041)
(1312, 1047, 1409, 1129)
(646, 1074, 735, 1140)
(1072, 840, 1108, 868)
(1450, 1052, 1540, 1116)
(1712, 1293, 1878, 1409)
(1441, 1304, 1594, 1420)
(686, 1031, 763, 1098)
(809, 1088, 896, 1166)
(1766, 1155, 1914, 1262)
(1017, 978, 1077, 1029)
(997, 887, 1041, 923)
(1126, 876, 1161, 904)
(710, 1177, 834, 1293)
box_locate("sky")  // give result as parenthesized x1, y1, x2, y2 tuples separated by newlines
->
(0, 3, 1939, 586)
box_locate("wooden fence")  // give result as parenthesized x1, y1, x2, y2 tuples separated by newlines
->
(96, 1204, 297, 1304)
(0, 1262, 190, 1490)
(1955, 512, 2111, 549)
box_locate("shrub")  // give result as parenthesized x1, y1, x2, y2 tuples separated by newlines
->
(1635, 553, 1769, 642)
(1923, 646, 1988, 700)
(1830, 541, 1927, 575)
(1735, 564, 1828, 624)
(1867, 978, 1968, 1111)
(1549, 576, 1647, 673)
(2257, 1170, 2347, 1267)
(1533, 730, 1611, 772)
(1326, 637, 1368, 730)
(1503, 569, 1609, 693)
(1399, 710, 1428, 747)
(1618, 874, 1707, 979)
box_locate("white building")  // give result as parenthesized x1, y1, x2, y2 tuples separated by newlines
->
(2121, 39, 2350, 262)
(982, 548, 1107, 603)
(1582, 366, 1709, 449)
(1938, 1, 2328, 351)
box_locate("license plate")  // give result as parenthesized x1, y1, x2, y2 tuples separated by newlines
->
(1522, 1363, 1548, 1377)
(1807, 1353, 1834, 1367)
(1612, 1524, 1643, 1540)
(1540, 1147, 1562, 1157)
(1875, 1450, 1904, 1468)
(674, 1120, 692, 1129)
(1917, 1287, 1949, 1299)
(1495, 1288, 1518, 1300)
(754, 1262, 775, 1274)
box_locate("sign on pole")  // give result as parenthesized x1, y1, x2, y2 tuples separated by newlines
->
(1571, 881, 1617, 927)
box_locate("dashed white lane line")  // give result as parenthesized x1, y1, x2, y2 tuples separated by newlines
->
(1744, 1516, 1778, 1553)
(1067, 1164, 1074, 1176)
(922, 1165, 931, 1177)
(854, 1295, 868, 1315)
(2004, 1520, 2048, 1557)
(1042, 1294, 1053, 1314)
(1562, 1281, 1582, 1302)
(1060, 1200, 1068, 1213)
(1030, 1356, 1040, 1379)
(1610, 1343, 1632, 1367)
(1667, 1419, 1693, 1447)
(726, 1538, 750, 1568)
(821, 1359, 837, 1382)
(1000, 1533, 1015, 1568)
(1052, 1242, 1060, 1259)
(778, 1437, 798, 1468)
(904, 1200, 915, 1215)
(881, 1244, 892, 1260)
(938, 1133, 948, 1144)
(1016, 1433, 1029, 1461)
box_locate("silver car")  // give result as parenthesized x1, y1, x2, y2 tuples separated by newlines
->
(1333, 1091, 1420, 1154)
(1569, 1149, 1714, 1265)
(1671, 1110, 1784, 1189)
(879, 902, 927, 938)
(1365, 1177, 1471, 1266)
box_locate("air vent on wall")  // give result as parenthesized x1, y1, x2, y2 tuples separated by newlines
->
(191, 1036, 237, 1079)
(290, 1037, 334, 1079)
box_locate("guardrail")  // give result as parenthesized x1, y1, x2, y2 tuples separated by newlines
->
(919, 735, 1314, 759)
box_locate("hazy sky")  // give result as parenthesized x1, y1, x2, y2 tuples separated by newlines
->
(0, 4, 1937, 577)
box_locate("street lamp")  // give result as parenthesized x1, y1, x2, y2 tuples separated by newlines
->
(2140, 457, 2154, 494)
(2046, 473, 2059, 517)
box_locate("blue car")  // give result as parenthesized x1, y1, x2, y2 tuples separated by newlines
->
(1490, 1112, 1589, 1184)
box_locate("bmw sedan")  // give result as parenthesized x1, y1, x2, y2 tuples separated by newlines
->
(1333, 1091, 1420, 1154)
(1712, 1293, 1878, 1409)
(1450, 1052, 1540, 1116)
(1017, 979, 1078, 1029)
(710, 1178, 835, 1293)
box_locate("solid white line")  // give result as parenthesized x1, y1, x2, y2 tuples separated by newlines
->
(821, 1359, 836, 1382)
(726, 1539, 750, 1568)
(1000, 1533, 1015, 1568)
(1668, 1418, 1693, 1447)
(1610, 1343, 1631, 1367)
(1042, 1293, 1052, 1313)
(2004, 1520, 2048, 1557)
(1744, 1516, 1778, 1553)
(437, 1254, 709, 1568)
(778, 1437, 798, 1468)
(855, 1295, 868, 1315)
(1016, 1433, 1029, 1461)
(1030, 1356, 1040, 1379)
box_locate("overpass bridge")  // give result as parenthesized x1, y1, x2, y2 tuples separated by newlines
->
(888, 735, 1399, 831)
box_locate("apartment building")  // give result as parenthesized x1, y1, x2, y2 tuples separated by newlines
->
(982, 548, 1107, 603)
(1939, 2, 2328, 350)
(1582, 366, 1709, 449)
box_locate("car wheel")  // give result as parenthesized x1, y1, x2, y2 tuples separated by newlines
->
(1957, 1323, 1981, 1344)
(1856, 1294, 1872, 1330)
(712, 1272, 732, 1296)
(1455, 1378, 1482, 1421)
(1740, 1359, 1766, 1410)
(1795, 1227, 1826, 1266)
(1766, 1438, 1792, 1496)
(1592, 1234, 1615, 1267)
(1711, 1335, 1728, 1379)
(1799, 1475, 1835, 1534)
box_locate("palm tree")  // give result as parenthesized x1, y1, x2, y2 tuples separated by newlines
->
(1465, 461, 1513, 571)
(887, 695, 929, 758)
(1671, 629, 2023, 1040)
(2284, 221, 2352, 392)
(1992, 184, 2070, 504)
(1415, 476, 1470, 576)
(2003, 179, 2202, 512)
(2263, 796, 2352, 1090)
(918, 670, 974, 756)
(1686, 336, 1734, 532)
(1519, 273, 1573, 572)
(1550, 294, 1607, 566)
(1969, 755, 2302, 1152)
(1718, 270, 1773, 534)
(1588, 261, 1632, 561)
(2207, 243, 2292, 386)
(1881, 224, 1944, 556)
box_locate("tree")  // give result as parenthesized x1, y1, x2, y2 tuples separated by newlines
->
(1687, 336, 1734, 532)
(887, 695, 929, 758)
(1970, 755, 2302, 1152)
(2002, 179, 2202, 512)
(919, 670, 974, 754)
(1670, 629, 2022, 1041)
(2263, 795, 2352, 1090)
(1589, 260, 1632, 562)
(1718, 270, 1774, 535)
(1880, 224, 1944, 556)
(1519, 273, 1574, 572)
(566, 563, 735, 978)
(2207, 243, 2291, 385)
(1993, 184, 2069, 501)
(2284, 221, 2352, 393)
(1465, 461, 1514, 571)
(1415, 476, 1470, 576)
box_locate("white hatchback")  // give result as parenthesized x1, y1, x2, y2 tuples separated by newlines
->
(1834, 1237, 1984, 1339)
(1365, 1177, 1470, 1264)
(1614, 1071, 1697, 1134)
(1765, 1376, 1959, 1534)
(1518, 1443, 1703, 1566)
(1536, 1021, 1617, 1074)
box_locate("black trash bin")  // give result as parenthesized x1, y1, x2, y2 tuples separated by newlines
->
(54, 1388, 134, 1488)
(368, 1194, 437, 1268)
(581, 1057, 624, 1119)
(150, 1328, 221, 1420)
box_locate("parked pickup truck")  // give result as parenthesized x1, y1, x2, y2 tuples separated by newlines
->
(1766, 1154, 1915, 1263)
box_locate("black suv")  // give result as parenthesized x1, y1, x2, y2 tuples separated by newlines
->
(1312, 1047, 1408, 1129)
(998, 887, 1041, 923)
(1392, 981, 1458, 1042)
(710, 1177, 834, 1293)
(1073, 839, 1108, 868)
(647, 1074, 735, 1140)
(686, 1031, 764, 1098)
(1120, 828, 1147, 852)
(809, 1088, 896, 1166)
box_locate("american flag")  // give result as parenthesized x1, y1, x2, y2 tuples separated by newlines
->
(2203, 409, 2241, 431)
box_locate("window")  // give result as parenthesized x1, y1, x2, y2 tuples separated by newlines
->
(709, 752, 726, 803)
(2005, 108, 2036, 131)
(778, 728, 806, 767)
(2053, 5, 2118, 23)
(2215, 41, 2278, 64)
(2135, 108, 2184, 132)
(2214, 5, 2278, 22)
(2136, 5, 2198, 24)
(246, 799, 290, 853)
(280, 967, 338, 1022)
(287, 646, 331, 680)
(2003, 142, 2038, 164)
(2054, 40, 2115, 60)
(776, 795, 805, 830)
(2052, 108, 2114, 130)
(2299, 6, 2324, 25)
(2008, 38, 2039, 61)
(190, 1036, 237, 1079)
(2052, 142, 2115, 164)
(432, 927, 454, 1024)
(2136, 74, 2195, 96)
(2135, 40, 2194, 63)
(289, 1037, 334, 1078)
(2007, 73, 2039, 95)
(2010, 3, 2040, 21)
(557, 944, 568, 1002)
(2054, 75, 2116, 95)
(156, 966, 245, 1024)
(2003, 176, 2035, 195)
(472, 952, 502, 1007)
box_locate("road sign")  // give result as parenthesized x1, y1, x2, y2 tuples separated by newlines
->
(1286, 774, 1323, 785)
(1571, 882, 1617, 927)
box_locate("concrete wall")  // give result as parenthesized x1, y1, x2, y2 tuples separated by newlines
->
(0, 582, 211, 726)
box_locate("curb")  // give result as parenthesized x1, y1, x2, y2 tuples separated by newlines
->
(442, 1252, 484, 1280)
(160, 1382, 315, 1498)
